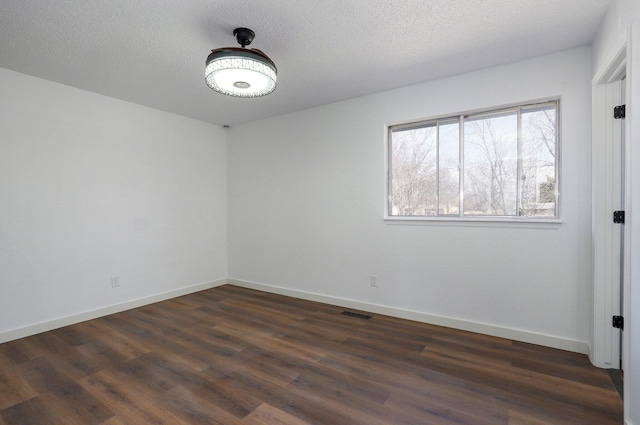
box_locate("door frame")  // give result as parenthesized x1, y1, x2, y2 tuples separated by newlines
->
(591, 29, 630, 372)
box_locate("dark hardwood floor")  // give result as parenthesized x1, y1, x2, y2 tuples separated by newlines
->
(0, 285, 623, 424)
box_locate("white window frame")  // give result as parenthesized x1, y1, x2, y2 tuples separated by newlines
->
(384, 99, 562, 228)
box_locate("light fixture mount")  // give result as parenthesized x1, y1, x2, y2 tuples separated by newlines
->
(233, 27, 254, 48)
(205, 27, 277, 98)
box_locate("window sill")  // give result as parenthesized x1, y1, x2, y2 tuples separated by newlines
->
(383, 216, 562, 229)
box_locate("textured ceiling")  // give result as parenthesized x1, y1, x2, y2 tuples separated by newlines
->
(0, 0, 613, 126)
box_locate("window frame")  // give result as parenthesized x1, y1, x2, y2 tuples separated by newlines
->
(384, 98, 562, 228)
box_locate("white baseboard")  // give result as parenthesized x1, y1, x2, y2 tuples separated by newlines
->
(1, 277, 590, 356)
(0, 278, 227, 344)
(228, 278, 590, 355)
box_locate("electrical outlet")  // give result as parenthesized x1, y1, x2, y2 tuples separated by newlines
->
(370, 275, 378, 287)
(111, 276, 120, 288)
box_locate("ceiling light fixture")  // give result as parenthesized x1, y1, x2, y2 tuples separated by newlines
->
(205, 27, 277, 98)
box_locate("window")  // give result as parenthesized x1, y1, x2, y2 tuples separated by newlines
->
(387, 100, 559, 220)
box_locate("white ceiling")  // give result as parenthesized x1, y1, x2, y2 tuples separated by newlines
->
(0, 0, 612, 126)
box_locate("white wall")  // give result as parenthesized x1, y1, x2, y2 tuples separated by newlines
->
(228, 47, 593, 353)
(0, 68, 228, 341)
(593, 1, 640, 423)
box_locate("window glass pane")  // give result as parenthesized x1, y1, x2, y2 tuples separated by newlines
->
(438, 121, 460, 215)
(463, 112, 518, 215)
(390, 124, 438, 215)
(520, 105, 557, 216)
(387, 100, 559, 221)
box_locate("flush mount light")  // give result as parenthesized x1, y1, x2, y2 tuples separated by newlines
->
(205, 27, 277, 97)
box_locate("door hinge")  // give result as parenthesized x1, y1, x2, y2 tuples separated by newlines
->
(614, 105, 626, 119)
(613, 210, 625, 224)
(612, 315, 624, 330)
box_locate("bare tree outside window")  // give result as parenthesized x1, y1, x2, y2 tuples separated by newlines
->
(388, 100, 558, 220)
(520, 105, 557, 216)
(389, 125, 437, 215)
(463, 113, 518, 215)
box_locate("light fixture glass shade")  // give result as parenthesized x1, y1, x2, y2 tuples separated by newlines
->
(205, 48, 277, 97)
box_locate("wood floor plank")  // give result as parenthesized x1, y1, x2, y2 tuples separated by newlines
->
(0, 394, 82, 425)
(0, 358, 37, 411)
(21, 332, 100, 381)
(510, 341, 616, 388)
(274, 383, 393, 425)
(180, 371, 263, 419)
(154, 384, 246, 425)
(322, 347, 513, 423)
(100, 416, 128, 425)
(0, 343, 31, 366)
(73, 319, 153, 360)
(0, 284, 623, 425)
(243, 403, 312, 425)
(78, 370, 192, 425)
(384, 391, 508, 425)
(212, 321, 278, 349)
(16, 357, 114, 424)
(507, 409, 564, 425)
(207, 348, 302, 389)
(0, 336, 46, 366)
(234, 331, 327, 365)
